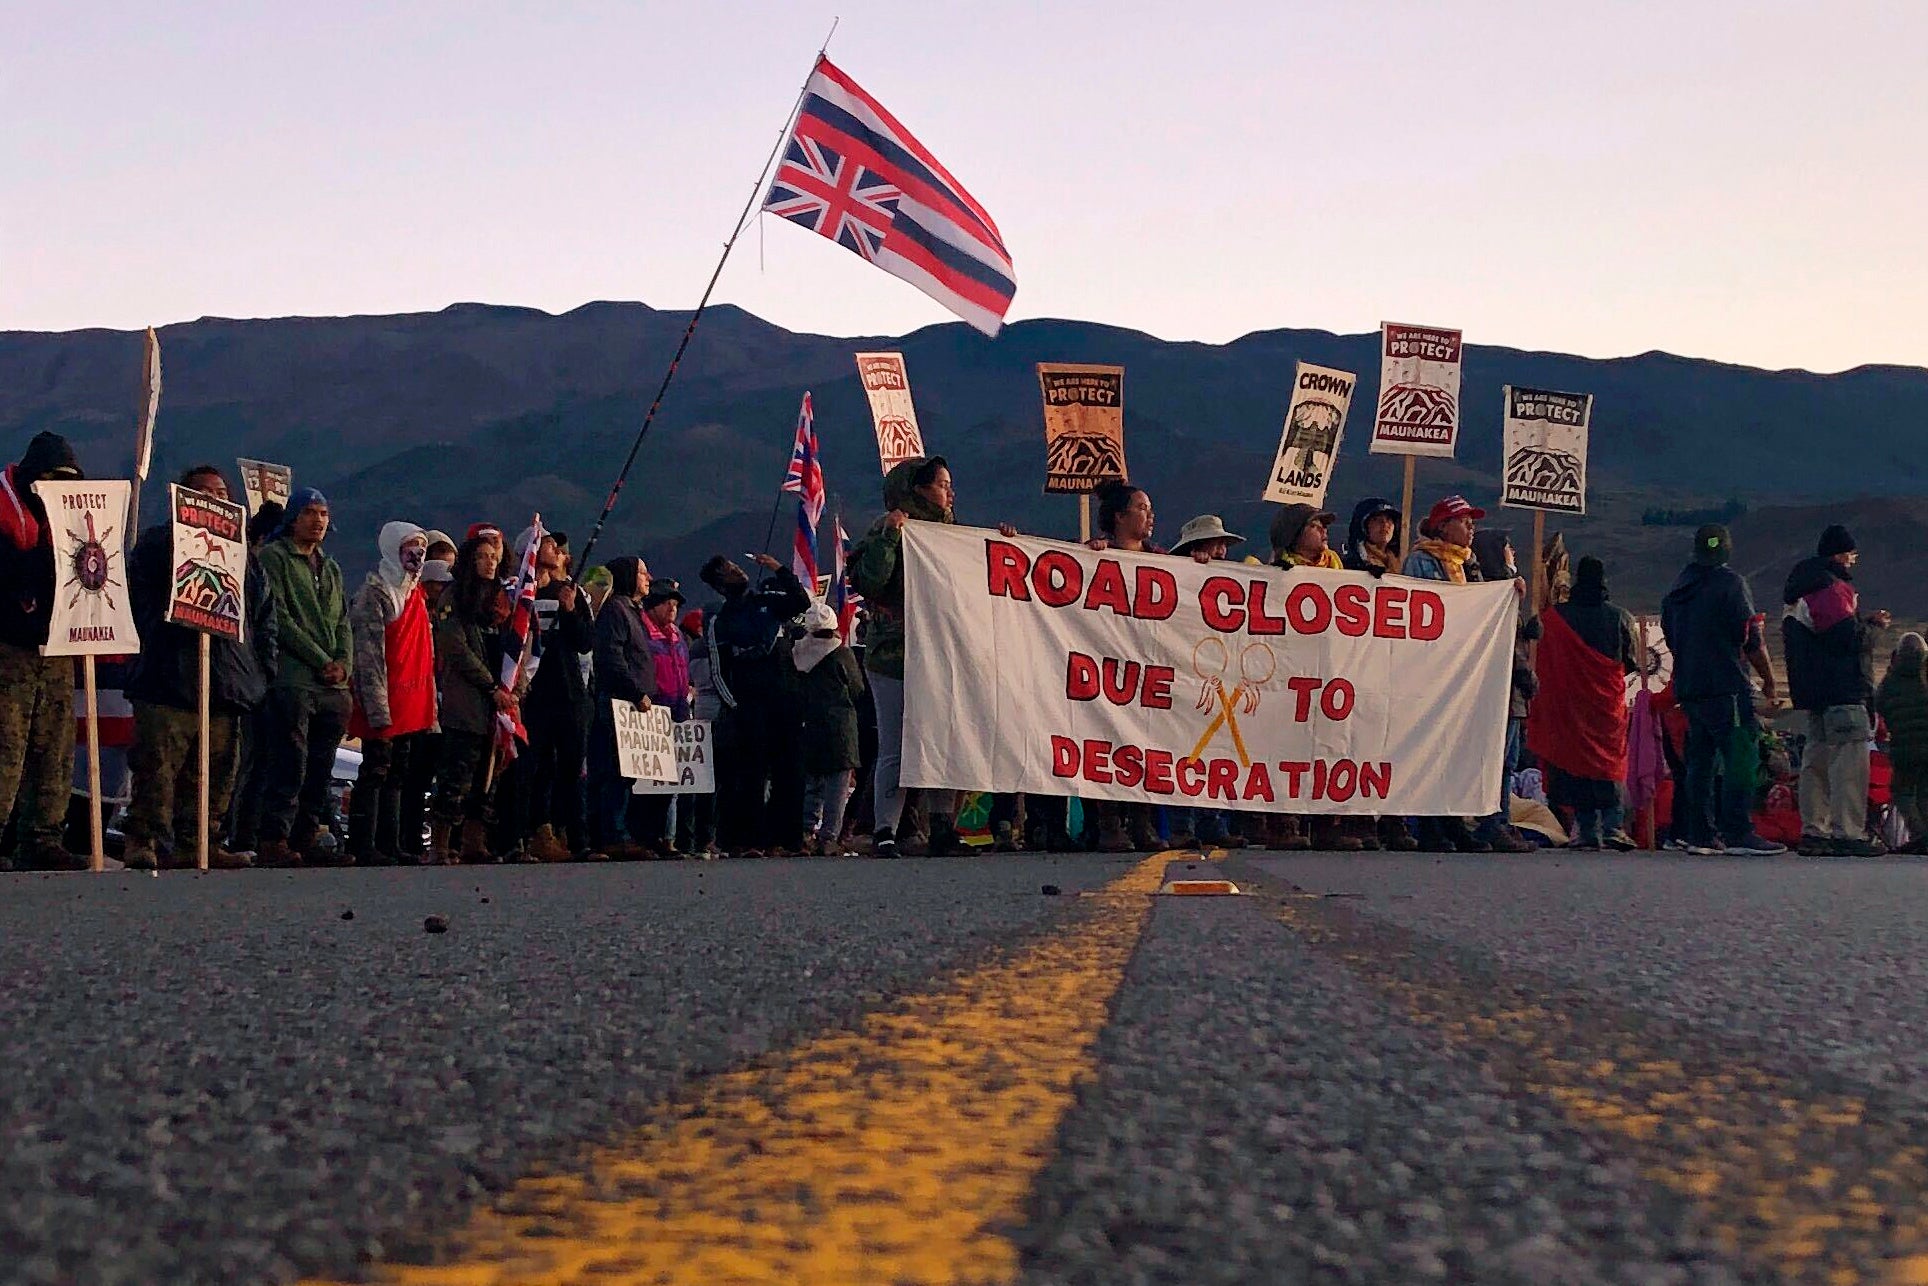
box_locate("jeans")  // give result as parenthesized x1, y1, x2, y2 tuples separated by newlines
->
(869, 673, 953, 835)
(1475, 717, 1525, 840)
(257, 684, 350, 843)
(1681, 693, 1757, 847)
(1573, 802, 1626, 845)
(804, 770, 855, 842)
(1799, 705, 1872, 840)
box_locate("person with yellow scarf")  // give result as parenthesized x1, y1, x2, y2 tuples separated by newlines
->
(1265, 504, 1360, 851)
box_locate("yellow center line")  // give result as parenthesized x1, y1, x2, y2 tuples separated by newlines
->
(306, 854, 1171, 1286)
(1259, 878, 1928, 1283)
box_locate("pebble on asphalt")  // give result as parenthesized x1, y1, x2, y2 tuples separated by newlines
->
(424, 916, 449, 934)
(1042, 884, 1063, 896)
(340, 910, 354, 921)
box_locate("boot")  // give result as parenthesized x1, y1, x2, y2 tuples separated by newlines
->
(529, 824, 573, 863)
(927, 816, 969, 857)
(428, 820, 457, 866)
(1095, 805, 1134, 854)
(1379, 816, 1420, 852)
(345, 795, 378, 865)
(1310, 816, 1364, 852)
(368, 789, 405, 865)
(459, 818, 497, 864)
(1128, 811, 1164, 852)
(1349, 818, 1382, 851)
(1264, 815, 1311, 852)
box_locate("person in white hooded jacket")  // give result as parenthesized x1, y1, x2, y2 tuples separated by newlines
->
(345, 522, 435, 864)
(792, 601, 865, 856)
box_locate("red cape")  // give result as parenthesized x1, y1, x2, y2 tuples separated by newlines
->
(1527, 606, 1628, 782)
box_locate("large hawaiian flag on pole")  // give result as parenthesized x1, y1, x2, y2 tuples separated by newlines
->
(780, 393, 825, 588)
(761, 57, 1016, 337)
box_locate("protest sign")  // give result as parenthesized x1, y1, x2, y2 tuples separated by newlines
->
(1038, 363, 1127, 494)
(900, 523, 1515, 815)
(33, 480, 139, 657)
(612, 701, 677, 783)
(236, 458, 293, 516)
(1501, 386, 1592, 515)
(631, 720, 717, 795)
(164, 485, 246, 642)
(854, 352, 926, 473)
(1263, 363, 1357, 506)
(1369, 322, 1463, 458)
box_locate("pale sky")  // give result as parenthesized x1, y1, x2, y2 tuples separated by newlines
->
(6, 1, 1925, 373)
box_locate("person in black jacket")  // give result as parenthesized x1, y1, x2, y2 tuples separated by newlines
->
(123, 465, 279, 870)
(589, 555, 654, 857)
(1469, 529, 1540, 853)
(0, 431, 87, 870)
(1782, 524, 1890, 855)
(1659, 525, 1785, 855)
(700, 552, 810, 856)
(517, 530, 598, 861)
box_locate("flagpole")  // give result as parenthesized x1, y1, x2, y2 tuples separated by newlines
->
(577, 22, 839, 572)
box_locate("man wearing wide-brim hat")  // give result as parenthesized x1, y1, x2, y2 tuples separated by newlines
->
(1169, 515, 1244, 563)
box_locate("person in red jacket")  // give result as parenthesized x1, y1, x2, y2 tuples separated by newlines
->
(345, 522, 436, 864)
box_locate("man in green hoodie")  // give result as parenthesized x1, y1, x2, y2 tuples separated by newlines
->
(848, 456, 965, 859)
(252, 487, 352, 866)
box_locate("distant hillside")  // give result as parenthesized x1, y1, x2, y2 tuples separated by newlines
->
(2, 302, 1924, 613)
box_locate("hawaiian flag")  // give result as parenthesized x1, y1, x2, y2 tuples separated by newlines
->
(780, 394, 825, 587)
(829, 514, 861, 641)
(495, 514, 542, 760)
(761, 57, 1016, 337)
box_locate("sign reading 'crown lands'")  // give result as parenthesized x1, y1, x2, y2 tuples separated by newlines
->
(164, 484, 247, 643)
(1038, 363, 1127, 494)
(1264, 363, 1357, 507)
(1369, 322, 1463, 459)
(1501, 386, 1592, 515)
(853, 352, 925, 473)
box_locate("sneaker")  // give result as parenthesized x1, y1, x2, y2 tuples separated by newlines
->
(1685, 840, 1727, 856)
(1796, 834, 1836, 857)
(1829, 837, 1884, 858)
(1662, 837, 1687, 852)
(1728, 835, 1788, 857)
(1568, 839, 1602, 852)
(1603, 831, 1639, 852)
(871, 828, 900, 859)
(1489, 828, 1536, 854)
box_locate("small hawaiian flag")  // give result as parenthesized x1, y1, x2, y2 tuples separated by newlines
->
(780, 394, 825, 587)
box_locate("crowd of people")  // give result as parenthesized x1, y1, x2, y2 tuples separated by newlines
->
(0, 428, 1913, 871)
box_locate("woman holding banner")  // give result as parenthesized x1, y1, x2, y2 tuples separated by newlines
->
(850, 457, 970, 860)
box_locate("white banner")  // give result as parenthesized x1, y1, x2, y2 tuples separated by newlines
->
(236, 458, 293, 516)
(612, 700, 677, 783)
(1368, 321, 1463, 458)
(632, 719, 716, 795)
(33, 480, 140, 657)
(854, 352, 926, 473)
(1501, 385, 1592, 515)
(901, 524, 1516, 815)
(1263, 362, 1357, 506)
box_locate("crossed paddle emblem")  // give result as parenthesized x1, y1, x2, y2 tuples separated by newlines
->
(1188, 638, 1277, 767)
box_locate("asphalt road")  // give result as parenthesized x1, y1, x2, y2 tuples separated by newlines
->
(4, 850, 1928, 1284)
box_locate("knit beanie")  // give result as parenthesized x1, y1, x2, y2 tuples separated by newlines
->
(1818, 524, 1856, 557)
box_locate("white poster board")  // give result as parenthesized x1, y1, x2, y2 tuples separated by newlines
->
(1263, 362, 1357, 506)
(612, 700, 677, 783)
(632, 720, 717, 794)
(236, 458, 294, 517)
(33, 480, 140, 657)
(1368, 322, 1463, 459)
(1500, 386, 1592, 515)
(854, 352, 926, 473)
